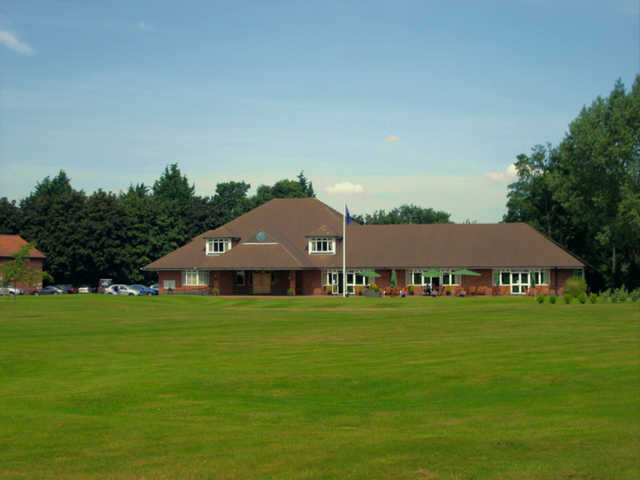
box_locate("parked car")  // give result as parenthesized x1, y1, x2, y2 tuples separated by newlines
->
(106, 284, 141, 296)
(77, 285, 94, 294)
(130, 284, 154, 296)
(0, 286, 24, 295)
(149, 284, 158, 295)
(98, 278, 113, 294)
(31, 286, 64, 296)
(54, 284, 76, 294)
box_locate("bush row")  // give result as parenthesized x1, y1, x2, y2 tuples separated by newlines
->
(536, 287, 640, 304)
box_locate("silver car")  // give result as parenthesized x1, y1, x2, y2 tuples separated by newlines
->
(107, 284, 141, 296)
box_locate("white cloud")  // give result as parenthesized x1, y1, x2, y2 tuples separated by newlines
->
(484, 164, 518, 182)
(0, 29, 35, 55)
(385, 135, 400, 143)
(136, 21, 154, 32)
(325, 181, 365, 195)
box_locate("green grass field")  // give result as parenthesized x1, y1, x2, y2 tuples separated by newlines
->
(0, 295, 638, 479)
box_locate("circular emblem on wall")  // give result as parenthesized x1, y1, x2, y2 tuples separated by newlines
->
(256, 231, 266, 242)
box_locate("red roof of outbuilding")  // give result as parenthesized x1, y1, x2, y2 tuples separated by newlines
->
(0, 235, 46, 259)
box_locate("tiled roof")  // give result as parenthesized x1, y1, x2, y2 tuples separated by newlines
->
(0, 235, 45, 259)
(144, 198, 584, 271)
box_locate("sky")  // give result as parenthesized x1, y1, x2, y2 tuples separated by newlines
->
(0, 0, 638, 222)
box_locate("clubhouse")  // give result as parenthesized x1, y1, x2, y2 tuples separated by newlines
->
(144, 198, 585, 296)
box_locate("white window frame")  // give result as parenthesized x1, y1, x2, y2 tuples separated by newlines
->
(309, 237, 335, 254)
(531, 269, 550, 286)
(206, 238, 231, 255)
(325, 269, 369, 294)
(163, 279, 176, 290)
(183, 270, 209, 286)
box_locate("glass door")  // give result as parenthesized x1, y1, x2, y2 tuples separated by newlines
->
(511, 271, 529, 295)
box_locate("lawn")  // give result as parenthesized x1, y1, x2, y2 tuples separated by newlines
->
(0, 295, 638, 479)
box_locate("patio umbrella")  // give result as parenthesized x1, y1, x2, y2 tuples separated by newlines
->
(361, 269, 381, 280)
(422, 268, 441, 278)
(452, 268, 481, 277)
(390, 269, 398, 287)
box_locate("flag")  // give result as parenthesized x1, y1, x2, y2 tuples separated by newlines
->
(345, 205, 353, 224)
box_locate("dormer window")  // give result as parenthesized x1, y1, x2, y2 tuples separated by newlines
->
(309, 237, 335, 254)
(206, 238, 231, 255)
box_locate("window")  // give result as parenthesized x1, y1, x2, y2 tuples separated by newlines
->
(163, 279, 175, 290)
(234, 271, 245, 286)
(325, 269, 369, 294)
(206, 238, 231, 255)
(309, 237, 335, 254)
(412, 271, 423, 286)
(183, 270, 209, 286)
(501, 272, 510, 285)
(531, 270, 550, 285)
(441, 270, 458, 286)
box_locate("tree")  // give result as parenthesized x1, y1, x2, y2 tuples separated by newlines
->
(0, 197, 21, 234)
(250, 171, 316, 209)
(361, 204, 452, 225)
(19, 171, 87, 285)
(211, 181, 251, 226)
(0, 242, 52, 312)
(504, 76, 640, 290)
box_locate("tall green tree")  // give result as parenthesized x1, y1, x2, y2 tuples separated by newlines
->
(19, 171, 88, 285)
(0, 198, 21, 234)
(504, 76, 640, 290)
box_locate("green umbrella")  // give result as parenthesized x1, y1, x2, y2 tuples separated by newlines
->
(422, 268, 441, 278)
(452, 268, 481, 289)
(452, 268, 481, 277)
(390, 269, 398, 287)
(361, 269, 381, 279)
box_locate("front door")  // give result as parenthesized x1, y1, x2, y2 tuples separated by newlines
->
(253, 272, 271, 295)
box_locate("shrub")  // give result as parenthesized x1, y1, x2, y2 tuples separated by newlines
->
(445, 286, 452, 296)
(631, 288, 640, 303)
(589, 293, 598, 304)
(356, 286, 363, 296)
(370, 283, 379, 292)
(613, 286, 628, 303)
(563, 294, 572, 304)
(577, 292, 587, 304)
(536, 294, 545, 304)
(408, 285, 414, 295)
(564, 278, 586, 297)
(549, 295, 557, 304)
(287, 287, 294, 296)
(210, 287, 219, 296)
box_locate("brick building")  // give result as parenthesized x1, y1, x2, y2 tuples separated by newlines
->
(144, 198, 584, 296)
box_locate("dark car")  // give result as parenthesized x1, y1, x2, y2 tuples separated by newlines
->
(54, 284, 76, 294)
(31, 286, 64, 296)
(149, 284, 158, 295)
(130, 284, 154, 296)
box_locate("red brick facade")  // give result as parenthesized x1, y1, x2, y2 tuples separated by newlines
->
(158, 267, 580, 296)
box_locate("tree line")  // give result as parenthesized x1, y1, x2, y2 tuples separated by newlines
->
(0, 166, 452, 286)
(0, 167, 317, 285)
(504, 76, 640, 291)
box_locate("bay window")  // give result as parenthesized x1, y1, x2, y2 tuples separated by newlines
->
(183, 270, 209, 286)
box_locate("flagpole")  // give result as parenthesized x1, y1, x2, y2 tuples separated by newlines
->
(343, 203, 346, 298)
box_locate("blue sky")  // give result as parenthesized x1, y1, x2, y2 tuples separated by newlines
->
(1, 0, 638, 221)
